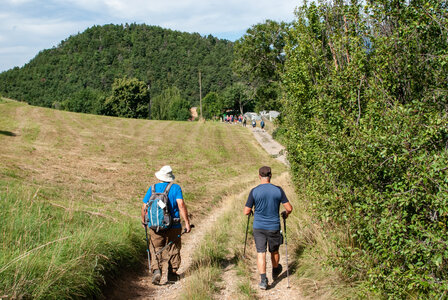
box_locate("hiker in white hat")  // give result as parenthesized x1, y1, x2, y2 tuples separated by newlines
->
(141, 165, 191, 284)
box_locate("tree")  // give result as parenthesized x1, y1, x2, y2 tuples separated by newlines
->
(221, 83, 253, 114)
(202, 92, 221, 119)
(151, 86, 190, 121)
(0, 24, 234, 114)
(104, 77, 149, 118)
(167, 97, 191, 121)
(60, 88, 103, 114)
(282, 0, 448, 296)
(232, 20, 289, 111)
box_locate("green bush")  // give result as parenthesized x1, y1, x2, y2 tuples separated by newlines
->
(104, 77, 149, 118)
(282, 0, 448, 297)
(151, 86, 190, 121)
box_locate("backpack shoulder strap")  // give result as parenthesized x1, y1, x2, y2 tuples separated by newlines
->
(151, 184, 156, 194)
(164, 182, 174, 195)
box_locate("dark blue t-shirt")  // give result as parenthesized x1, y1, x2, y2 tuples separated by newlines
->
(142, 182, 183, 229)
(245, 183, 289, 230)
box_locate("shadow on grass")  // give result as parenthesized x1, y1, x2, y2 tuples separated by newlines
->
(101, 258, 154, 300)
(0, 130, 16, 136)
(269, 244, 304, 289)
(185, 253, 240, 276)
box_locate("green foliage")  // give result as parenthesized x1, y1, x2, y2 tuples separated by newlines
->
(168, 97, 191, 121)
(104, 77, 149, 118)
(151, 86, 190, 121)
(60, 88, 105, 114)
(282, 0, 448, 297)
(202, 92, 221, 119)
(0, 182, 143, 299)
(0, 24, 233, 115)
(232, 20, 289, 111)
(221, 82, 253, 114)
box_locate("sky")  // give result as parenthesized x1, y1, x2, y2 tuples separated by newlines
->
(0, 0, 302, 72)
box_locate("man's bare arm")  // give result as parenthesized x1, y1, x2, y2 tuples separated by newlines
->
(243, 206, 253, 215)
(281, 202, 293, 218)
(177, 198, 191, 232)
(141, 203, 147, 227)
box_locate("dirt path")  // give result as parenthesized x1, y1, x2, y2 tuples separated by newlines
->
(106, 182, 250, 300)
(251, 127, 288, 166)
(107, 125, 300, 299)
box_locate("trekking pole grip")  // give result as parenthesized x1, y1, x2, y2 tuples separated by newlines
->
(183, 224, 195, 234)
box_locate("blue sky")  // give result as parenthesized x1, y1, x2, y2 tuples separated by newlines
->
(0, 0, 301, 72)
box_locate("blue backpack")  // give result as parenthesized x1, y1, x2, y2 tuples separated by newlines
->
(145, 182, 173, 232)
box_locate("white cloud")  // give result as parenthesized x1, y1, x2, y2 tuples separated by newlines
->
(66, 0, 299, 27)
(4, 0, 34, 4)
(0, 46, 29, 55)
(0, 0, 302, 72)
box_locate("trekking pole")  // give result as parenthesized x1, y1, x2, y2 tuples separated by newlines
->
(243, 211, 252, 258)
(283, 214, 290, 288)
(155, 225, 195, 256)
(144, 223, 151, 274)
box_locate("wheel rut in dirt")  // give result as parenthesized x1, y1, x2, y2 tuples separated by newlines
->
(107, 126, 299, 299)
(106, 179, 256, 300)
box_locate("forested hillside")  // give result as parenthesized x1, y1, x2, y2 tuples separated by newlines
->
(0, 24, 233, 113)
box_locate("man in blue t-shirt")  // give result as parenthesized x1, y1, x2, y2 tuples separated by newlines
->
(141, 165, 191, 284)
(244, 166, 293, 290)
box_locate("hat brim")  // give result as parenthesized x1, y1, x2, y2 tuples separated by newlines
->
(155, 171, 175, 182)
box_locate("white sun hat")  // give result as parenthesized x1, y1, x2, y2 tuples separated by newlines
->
(155, 165, 175, 182)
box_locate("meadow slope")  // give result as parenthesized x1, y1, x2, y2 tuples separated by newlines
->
(1, 99, 363, 299)
(0, 99, 286, 298)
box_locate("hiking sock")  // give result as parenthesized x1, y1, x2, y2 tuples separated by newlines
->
(152, 269, 161, 284)
(259, 274, 268, 290)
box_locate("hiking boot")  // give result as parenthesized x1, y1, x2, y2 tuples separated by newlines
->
(167, 265, 180, 282)
(167, 271, 180, 282)
(272, 264, 283, 280)
(259, 278, 268, 290)
(152, 269, 161, 284)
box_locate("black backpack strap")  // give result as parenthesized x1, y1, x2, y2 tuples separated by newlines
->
(164, 182, 174, 195)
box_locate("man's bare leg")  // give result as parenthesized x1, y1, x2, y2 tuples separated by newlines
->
(271, 251, 280, 268)
(257, 252, 266, 274)
(257, 252, 268, 289)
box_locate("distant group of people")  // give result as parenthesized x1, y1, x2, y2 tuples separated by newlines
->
(251, 119, 265, 131)
(222, 114, 265, 131)
(223, 114, 244, 124)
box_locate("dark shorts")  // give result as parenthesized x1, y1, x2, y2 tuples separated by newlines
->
(253, 229, 283, 253)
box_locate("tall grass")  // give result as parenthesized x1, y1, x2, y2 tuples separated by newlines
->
(284, 177, 377, 299)
(181, 186, 259, 299)
(180, 171, 373, 299)
(0, 182, 143, 299)
(181, 207, 235, 299)
(0, 100, 285, 298)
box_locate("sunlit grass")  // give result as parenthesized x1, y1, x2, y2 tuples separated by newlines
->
(181, 183, 258, 298)
(0, 100, 284, 298)
(0, 182, 143, 299)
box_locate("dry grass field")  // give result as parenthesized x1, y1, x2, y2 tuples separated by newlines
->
(0, 99, 286, 298)
(0, 99, 364, 299)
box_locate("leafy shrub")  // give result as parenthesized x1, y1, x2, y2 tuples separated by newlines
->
(104, 77, 149, 118)
(151, 86, 190, 121)
(282, 0, 448, 297)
